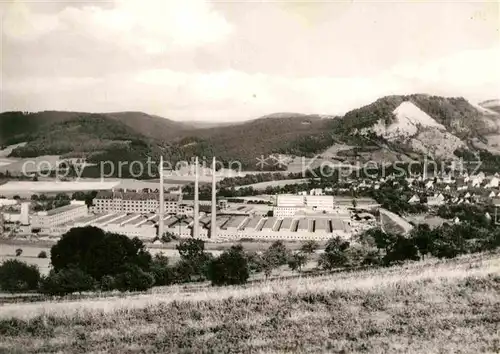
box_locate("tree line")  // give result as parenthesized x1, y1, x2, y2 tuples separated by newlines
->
(1, 214, 499, 295)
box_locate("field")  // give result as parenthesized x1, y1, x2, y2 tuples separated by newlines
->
(235, 178, 311, 191)
(0, 155, 61, 174)
(380, 208, 414, 234)
(0, 178, 184, 197)
(0, 252, 499, 353)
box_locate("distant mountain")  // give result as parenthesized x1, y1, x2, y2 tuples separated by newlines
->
(180, 121, 242, 129)
(479, 99, 500, 114)
(356, 100, 465, 160)
(309, 94, 500, 165)
(0, 111, 192, 147)
(167, 114, 336, 169)
(103, 112, 195, 140)
(0, 110, 337, 172)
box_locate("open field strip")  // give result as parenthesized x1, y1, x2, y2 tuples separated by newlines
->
(234, 179, 311, 190)
(1, 252, 498, 321)
(0, 253, 499, 353)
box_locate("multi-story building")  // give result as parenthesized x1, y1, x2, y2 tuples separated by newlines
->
(274, 195, 305, 217)
(91, 191, 181, 214)
(305, 195, 334, 210)
(30, 201, 88, 229)
(274, 195, 335, 217)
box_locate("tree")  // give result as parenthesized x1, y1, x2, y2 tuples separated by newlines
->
(175, 238, 212, 281)
(371, 229, 398, 255)
(100, 275, 116, 291)
(161, 232, 175, 243)
(31, 194, 39, 201)
(114, 264, 155, 292)
(37, 251, 48, 259)
(40, 267, 95, 296)
(383, 235, 420, 265)
(150, 254, 174, 286)
(245, 251, 265, 274)
(50, 227, 152, 281)
(411, 224, 434, 259)
(172, 259, 195, 283)
(352, 198, 358, 208)
(0, 260, 40, 292)
(15, 248, 23, 257)
(318, 237, 351, 270)
(261, 241, 291, 277)
(84, 191, 98, 207)
(263, 241, 290, 267)
(71, 191, 86, 201)
(288, 252, 307, 272)
(55, 193, 70, 201)
(431, 227, 464, 259)
(301, 240, 319, 255)
(207, 245, 250, 286)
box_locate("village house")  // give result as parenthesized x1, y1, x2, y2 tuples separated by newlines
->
(485, 176, 500, 188)
(408, 194, 420, 204)
(427, 193, 445, 206)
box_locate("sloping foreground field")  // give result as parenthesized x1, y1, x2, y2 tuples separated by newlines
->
(1, 253, 499, 353)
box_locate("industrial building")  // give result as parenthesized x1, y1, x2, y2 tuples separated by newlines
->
(212, 214, 352, 241)
(20, 156, 368, 242)
(30, 201, 88, 229)
(90, 191, 182, 214)
(274, 195, 336, 217)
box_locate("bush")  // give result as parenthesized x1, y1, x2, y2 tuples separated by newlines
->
(37, 251, 47, 259)
(288, 252, 308, 272)
(114, 264, 155, 292)
(161, 232, 176, 243)
(15, 249, 23, 257)
(0, 260, 40, 292)
(383, 236, 420, 265)
(301, 240, 319, 255)
(40, 268, 95, 296)
(150, 254, 174, 286)
(319, 237, 351, 270)
(176, 239, 212, 282)
(208, 245, 250, 286)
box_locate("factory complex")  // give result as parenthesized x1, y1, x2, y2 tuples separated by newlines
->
(1, 157, 377, 242)
(19, 208, 355, 242)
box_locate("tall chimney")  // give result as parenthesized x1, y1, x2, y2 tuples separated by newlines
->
(193, 156, 199, 238)
(423, 156, 428, 181)
(210, 157, 217, 239)
(158, 155, 164, 239)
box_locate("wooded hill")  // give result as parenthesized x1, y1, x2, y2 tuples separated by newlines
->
(1, 94, 499, 176)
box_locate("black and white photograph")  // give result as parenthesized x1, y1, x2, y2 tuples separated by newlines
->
(0, 0, 499, 352)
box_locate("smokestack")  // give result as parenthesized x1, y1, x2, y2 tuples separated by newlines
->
(193, 156, 199, 238)
(158, 156, 164, 239)
(210, 157, 217, 239)
(423, 157, 428, 181)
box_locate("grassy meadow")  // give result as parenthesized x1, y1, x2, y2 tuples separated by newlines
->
(0, 251, 499, 353)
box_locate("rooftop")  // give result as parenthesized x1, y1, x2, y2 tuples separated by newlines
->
(95, 191, 179, 201)
(224, 216, 247, 229)
(43, 203, 86, 216)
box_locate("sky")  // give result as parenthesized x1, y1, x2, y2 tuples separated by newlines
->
(0, 0, 499, 122)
